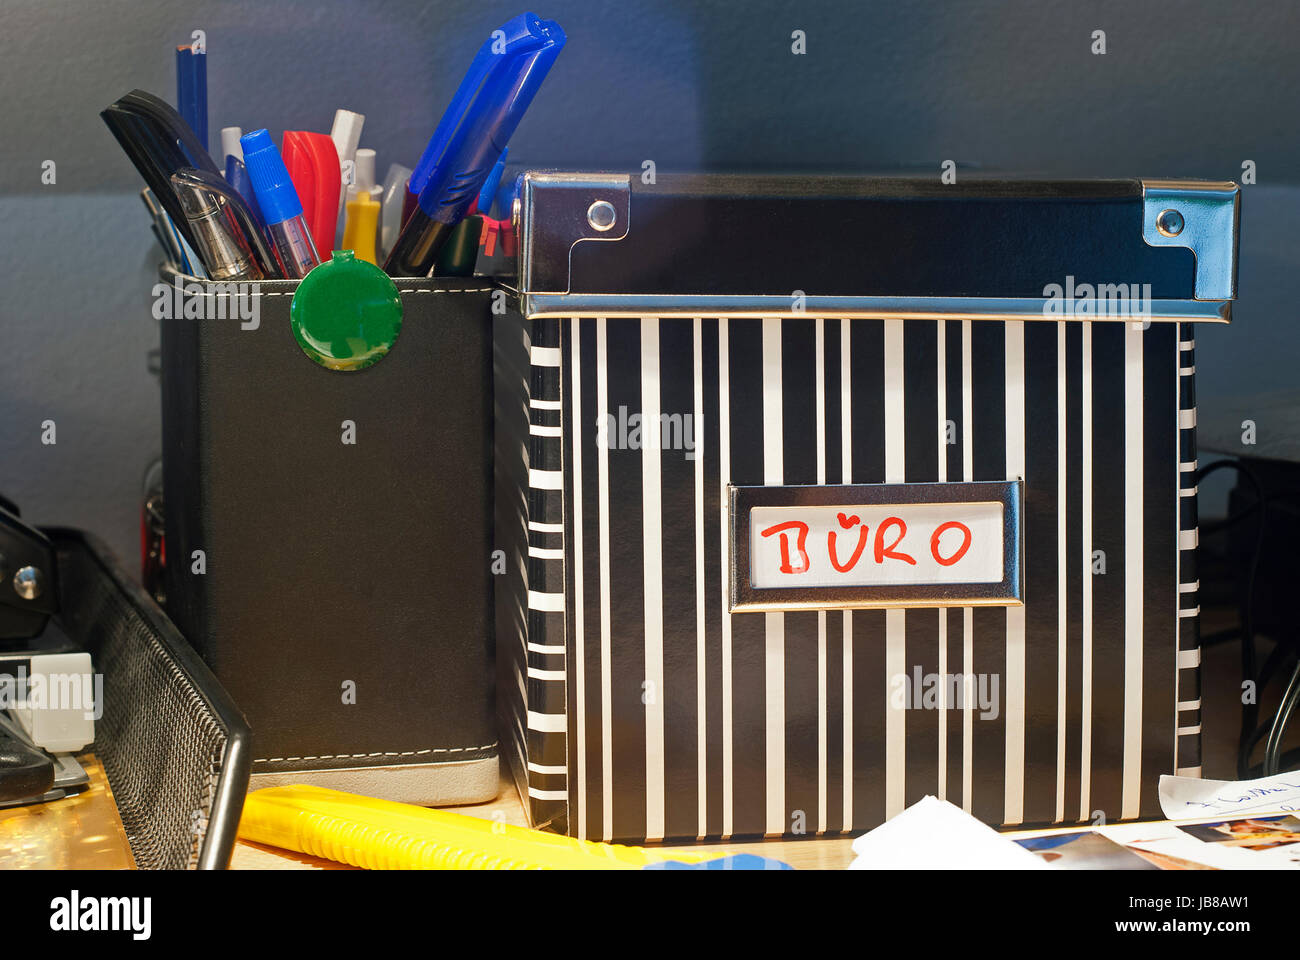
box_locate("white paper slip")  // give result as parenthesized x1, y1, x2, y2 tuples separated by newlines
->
(1159, 771, 1300, 820)
(849, 795, 1048, 870)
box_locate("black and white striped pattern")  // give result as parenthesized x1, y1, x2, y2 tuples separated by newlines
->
(1176, 324, 1202, 776)
(522, 316, 569, 828)
(519, 314, 1190, 842)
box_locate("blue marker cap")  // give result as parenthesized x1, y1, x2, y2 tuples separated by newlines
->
(240, 128, 302, 226)
(494, 172, 523, 223)
(415, 15, 564, 221)
(409, 15, 546, 197)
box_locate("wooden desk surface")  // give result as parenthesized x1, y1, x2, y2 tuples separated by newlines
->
(0, 754, 134, 870)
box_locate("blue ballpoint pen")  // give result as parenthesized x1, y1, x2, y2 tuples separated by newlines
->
(385, 13, 564, 276)
(225, 154, 266, 231)
(241, 129, 321, 279)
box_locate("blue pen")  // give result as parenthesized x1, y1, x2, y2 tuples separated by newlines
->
(405, 15, 544, 205)
(241, 129, 321, 279)
(385, 13, 564, 276)
(175, 45, 208, 153)
(224, 155, 265, 230)
(476, 147, 508, 217)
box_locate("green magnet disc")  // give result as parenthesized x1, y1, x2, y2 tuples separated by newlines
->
(290, 250, 402, 371)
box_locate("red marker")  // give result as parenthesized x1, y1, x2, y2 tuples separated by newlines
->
(282, 131, 341, 254)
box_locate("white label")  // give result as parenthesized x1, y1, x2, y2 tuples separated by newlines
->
(749, 501, 1004, 589)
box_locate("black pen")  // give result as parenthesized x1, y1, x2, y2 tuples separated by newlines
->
(101, 89, 220, 253)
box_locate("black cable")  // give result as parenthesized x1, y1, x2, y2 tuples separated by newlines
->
(1198, 472, 1300, 772)
(1242, 748, 1300, 780)
(1264, 660, 1300, 776)
(1202, 489, 1300, 535)
(1258, 643, 1294, 694)
(1195, 459, 1266, 778)
(1238, 645, 1297, 765)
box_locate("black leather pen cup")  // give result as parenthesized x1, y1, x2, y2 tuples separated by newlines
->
(158, 269, 499, 804)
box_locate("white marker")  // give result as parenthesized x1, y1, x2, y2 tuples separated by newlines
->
(220, 126, 243, 164)
(329, 109, 365, 220)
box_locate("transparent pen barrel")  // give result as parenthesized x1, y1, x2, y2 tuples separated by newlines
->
(188, 206, 262, 281)
(268, 216, 321, 279)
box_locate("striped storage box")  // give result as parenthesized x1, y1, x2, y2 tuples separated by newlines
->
(496, 174, 1238, 842)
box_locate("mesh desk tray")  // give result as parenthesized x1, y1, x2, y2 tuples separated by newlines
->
(45, 528, 250, 869)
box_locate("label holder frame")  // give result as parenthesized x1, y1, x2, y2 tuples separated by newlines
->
(728, 480, 1025, 612)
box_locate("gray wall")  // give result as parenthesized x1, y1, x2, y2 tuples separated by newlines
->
(2, 0, 1297, 565)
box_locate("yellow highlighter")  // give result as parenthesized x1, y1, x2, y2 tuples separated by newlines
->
(340, 148, 381, 264)
(238, 785, 790, 870)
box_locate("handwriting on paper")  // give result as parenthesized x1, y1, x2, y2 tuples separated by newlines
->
(1159, 773, 1300, 819)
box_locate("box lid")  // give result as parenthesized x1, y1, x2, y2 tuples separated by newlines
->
(516, 173, 1238, 323)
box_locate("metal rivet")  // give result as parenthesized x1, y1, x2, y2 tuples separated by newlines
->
(1156, 208, 1185, 237)
(13, 566, 43, 601)
(586, 200, 617, 232)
